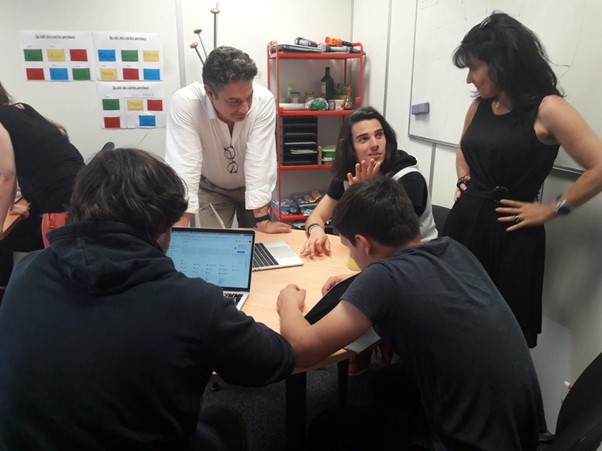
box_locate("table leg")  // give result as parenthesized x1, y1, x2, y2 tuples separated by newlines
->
(285, 372, 307, 450)
(337, 359, 349, 406)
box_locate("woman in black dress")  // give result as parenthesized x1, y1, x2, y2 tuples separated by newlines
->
(443, 12, 602, 347)
(0, 81, 84, 247)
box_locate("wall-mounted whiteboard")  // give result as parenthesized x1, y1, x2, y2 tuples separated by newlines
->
(409, 0, 602, 172)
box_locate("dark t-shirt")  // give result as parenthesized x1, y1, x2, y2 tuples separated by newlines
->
(343, 237, 545, 451)
(0, 103, 84, 212)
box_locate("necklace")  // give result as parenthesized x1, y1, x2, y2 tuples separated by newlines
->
(492, 98, 510, 114)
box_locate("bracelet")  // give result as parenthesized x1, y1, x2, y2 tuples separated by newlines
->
(306, 223, 323, 236)
(456, 176, 470, 189)
(254, 214, 271, 224)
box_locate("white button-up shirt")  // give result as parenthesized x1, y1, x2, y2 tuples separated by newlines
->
(165, 82, 277, 214)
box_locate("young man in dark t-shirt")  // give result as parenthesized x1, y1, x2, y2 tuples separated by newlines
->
(277, 176, 546, 451)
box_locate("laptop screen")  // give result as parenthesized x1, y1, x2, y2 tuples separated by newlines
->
(167, 228, 255, 291)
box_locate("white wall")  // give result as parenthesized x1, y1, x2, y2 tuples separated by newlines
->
(179, 0, 353, 89)
(353, 0, 434, 186)
(0, 0, 354, 216)
(1, 0, 182, 159)
(0, 0, 353, 161)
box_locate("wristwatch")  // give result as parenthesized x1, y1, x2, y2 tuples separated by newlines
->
(254, 214, 271, 224)
(554, 196, 572, 216)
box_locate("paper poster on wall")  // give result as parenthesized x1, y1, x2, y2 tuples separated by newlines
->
(19, 30, 94, 81)
(93, 32, 163, 82)
(97, 82, 165, 129)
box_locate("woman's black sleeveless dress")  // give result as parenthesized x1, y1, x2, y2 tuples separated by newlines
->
(443, 98, 559, 347)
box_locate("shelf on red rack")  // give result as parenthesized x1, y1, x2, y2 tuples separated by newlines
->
(269, 51, 363, 60)
(277, 109, 354, 116)
(278, 163, 332, 171)
(270, 207, 308, 223)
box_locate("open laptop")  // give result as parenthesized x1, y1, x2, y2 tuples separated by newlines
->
(207, 203, 303, 271)
(252, 240, 304, 271)
(167, 227, 255, 310)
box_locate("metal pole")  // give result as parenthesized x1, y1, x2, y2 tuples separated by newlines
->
(210, 3, 220, 49)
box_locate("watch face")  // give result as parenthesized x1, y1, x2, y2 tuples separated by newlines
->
(556, 199, 571, 216)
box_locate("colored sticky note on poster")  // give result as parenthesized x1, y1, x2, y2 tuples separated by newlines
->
(104, 117, 121, 128)
(121, 50, 138, 62)
(70, 49, 88, 62)
(143, 50, 160, 62)
(147, 99, 163, 111)
(127, 99, 144, 111)
(49, 68, 69, 80)
(100, 68, 118, 81)
(98, 49, 116, 62)
(72, 68, 91, 80)
(143, 68, 160, 81)
(26, 68, 45, 80)
(24, 49, 44, 62)
(47, 49, 66, 62)
(102, 99, 120, 111)
(139, 115, 156, 127)
(123, 68, 139, 80)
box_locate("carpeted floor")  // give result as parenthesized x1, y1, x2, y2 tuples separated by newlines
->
(201, 357, 389, 451)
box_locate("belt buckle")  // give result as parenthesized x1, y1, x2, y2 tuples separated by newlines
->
(490, 186, 509, 201)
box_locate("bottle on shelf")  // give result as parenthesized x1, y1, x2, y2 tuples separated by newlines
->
(287, 83, 294, 103)
(294, 37, 318, 48)
(344, 86, 353, 110)
(320, 66, 335, 101)
(266, 39, 364, 222)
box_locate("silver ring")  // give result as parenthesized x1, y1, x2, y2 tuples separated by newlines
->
(514, 215, 520, 223)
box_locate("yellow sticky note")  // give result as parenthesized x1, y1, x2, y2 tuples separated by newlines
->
(47, 48, 66, 62)
(100, 68, 118, 80)
(127, 99, 144, 111)
(143, 50, 160, 62)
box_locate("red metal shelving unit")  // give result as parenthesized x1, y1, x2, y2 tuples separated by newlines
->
(267, 41, 365, 222)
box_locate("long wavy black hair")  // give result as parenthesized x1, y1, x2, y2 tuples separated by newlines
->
(331, 106, 400, 181)
(453, 11, 562, 117)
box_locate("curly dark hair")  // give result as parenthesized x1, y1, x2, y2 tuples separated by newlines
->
(331, 106, 399, 181)
(67, 147, 188, 240)
(202, 46, 258, 97)
(452, 11, 562, 117)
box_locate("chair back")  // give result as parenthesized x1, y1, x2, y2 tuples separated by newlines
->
(545, 352, 602, 451)
(431, 205, 450, 236)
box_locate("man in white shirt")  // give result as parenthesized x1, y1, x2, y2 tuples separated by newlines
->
(165, 46, 291, 233)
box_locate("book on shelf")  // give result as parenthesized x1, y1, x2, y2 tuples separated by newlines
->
(299, 206, 317, 216)
(291, 190, 323, 209)
(271, 198, 300, 216)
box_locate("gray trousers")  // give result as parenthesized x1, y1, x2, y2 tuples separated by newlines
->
(198, 177, 255, 228)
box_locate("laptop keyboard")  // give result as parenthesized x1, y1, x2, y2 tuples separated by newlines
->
(224, 292, 243, 303)
(253, 243, 279, 269)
